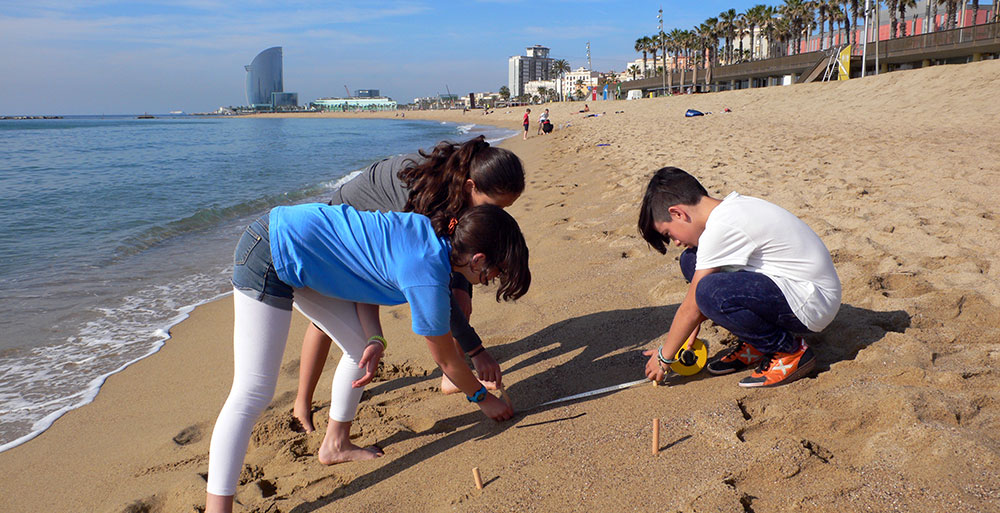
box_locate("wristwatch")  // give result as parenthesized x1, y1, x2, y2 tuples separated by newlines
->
(466, 384, 488, 403)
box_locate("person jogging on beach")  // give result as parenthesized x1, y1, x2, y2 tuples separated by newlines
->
(637, 167, 841, 388)
(523, 108, 530, 140)
(292, 136, 526, 432)
(205, 203, 530, 513)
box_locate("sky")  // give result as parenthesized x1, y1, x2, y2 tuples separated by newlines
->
(0, 0, 766, 115)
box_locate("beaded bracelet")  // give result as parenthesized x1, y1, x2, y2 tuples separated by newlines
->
(367, 335, 388, 351)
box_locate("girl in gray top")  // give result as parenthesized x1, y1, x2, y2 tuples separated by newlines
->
(294, 136, 526, 443)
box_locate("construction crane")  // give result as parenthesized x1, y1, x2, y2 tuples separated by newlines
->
(344, 85, 351, 98)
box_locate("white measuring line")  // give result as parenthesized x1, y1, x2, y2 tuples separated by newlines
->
(533, 378, 653, 409)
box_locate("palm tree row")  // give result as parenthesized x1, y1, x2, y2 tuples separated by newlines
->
(633, 0, 997, 80)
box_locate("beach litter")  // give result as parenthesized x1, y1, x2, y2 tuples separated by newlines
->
(685, 109, 706, 117)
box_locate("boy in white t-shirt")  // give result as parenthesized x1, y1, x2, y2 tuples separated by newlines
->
(638, 167, 841, 387)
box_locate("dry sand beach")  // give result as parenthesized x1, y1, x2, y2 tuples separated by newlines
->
(2, 59, 1000, 512)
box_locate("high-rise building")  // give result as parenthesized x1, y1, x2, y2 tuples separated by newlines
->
(245, 47, 298, 109)
(245, 47, 283, 108)
(508, 45, 553, 98)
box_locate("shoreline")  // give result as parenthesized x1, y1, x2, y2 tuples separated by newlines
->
(2, 60, 999, 512)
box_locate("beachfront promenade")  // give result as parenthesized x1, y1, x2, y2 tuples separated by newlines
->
(624, 21, 1000, 93)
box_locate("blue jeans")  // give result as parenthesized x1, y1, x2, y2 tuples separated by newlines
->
(231, 213, 294, 310)
(680, 248, 809, 354)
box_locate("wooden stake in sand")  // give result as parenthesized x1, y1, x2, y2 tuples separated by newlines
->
(652, 418, 660, 456)
(498, 383, 513, 410)
(472, 467, 484, 490)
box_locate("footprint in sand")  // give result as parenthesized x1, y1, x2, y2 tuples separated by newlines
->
(172, 424, 203, 446)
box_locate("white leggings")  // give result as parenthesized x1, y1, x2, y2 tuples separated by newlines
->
(206, 287, 369, 496)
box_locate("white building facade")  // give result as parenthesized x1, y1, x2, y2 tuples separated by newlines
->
(508, 45, 554, 98)
(560, 68, 600, 100)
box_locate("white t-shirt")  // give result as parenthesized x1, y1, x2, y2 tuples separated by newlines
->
(695, 192, 842, 332)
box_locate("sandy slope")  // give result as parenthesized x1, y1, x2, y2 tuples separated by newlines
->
(1, 59, 999, 513)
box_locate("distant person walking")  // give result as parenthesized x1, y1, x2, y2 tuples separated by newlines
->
(523, 108, 531, 140)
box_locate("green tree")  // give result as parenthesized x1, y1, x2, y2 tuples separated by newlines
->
(550, 59, 570, 101)
(499, 86, 510, 101)
(719, 8, 737, 63)
(628, 64, 640, 80)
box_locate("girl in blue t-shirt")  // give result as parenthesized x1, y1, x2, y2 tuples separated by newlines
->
(205, 204, 530, 512)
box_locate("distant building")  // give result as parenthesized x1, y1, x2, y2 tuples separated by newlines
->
(245, 47, 298, 109)
(561, 68, 600, 100)
(355, 89, 380, 98)
(524, 79, 557, 101)
(508, 45, 554, 98)
(312, 97, 397, 111)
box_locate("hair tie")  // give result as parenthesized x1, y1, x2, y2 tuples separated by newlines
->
(448, 217, 458, 235)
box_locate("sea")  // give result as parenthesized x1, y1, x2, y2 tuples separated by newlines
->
(0, 115, 516, 452)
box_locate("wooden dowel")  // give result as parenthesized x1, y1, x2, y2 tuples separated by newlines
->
(652, 418, 660, 455)
(472, 467, 484, 489)
(498, 383, 513, 410)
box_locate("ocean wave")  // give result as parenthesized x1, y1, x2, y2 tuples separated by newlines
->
(113, 170, 365, 258)
(0, 280, 232, 453)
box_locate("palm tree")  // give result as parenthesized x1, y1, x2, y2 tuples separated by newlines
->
(719, 8, 737, 64)
(827, 3, 843, 47)
(628, 64, 640, 80)
(780, 0, 808, 55)
(499, 86, 510, 102)
(898, 0, 917, 36)
(669, 28, 685, 90)
(574, 78, 585, 100)
(744, 4, 767, 61)
(734, 13, 748, 62)
(634, 37, 649, 78)
(648, 34, 660, 80)
(698, 17, 719, 85)
(551, 59, 570, 101)
(537, 86, 548, 103)
(816, 0, 829, 49)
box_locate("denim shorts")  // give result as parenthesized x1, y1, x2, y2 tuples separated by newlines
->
(231, 214, 294, 311)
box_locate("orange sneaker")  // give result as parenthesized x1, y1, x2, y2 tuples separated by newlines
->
(707, 341, 764, 375)
(738, 339, 815, 388)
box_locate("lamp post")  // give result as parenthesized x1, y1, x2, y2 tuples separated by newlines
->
(658, 7, 665, 96)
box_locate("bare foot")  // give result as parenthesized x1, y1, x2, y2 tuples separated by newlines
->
(292, 402, 315, 433)
(440, 375, 497, 395)
(317, 442, 384, 465)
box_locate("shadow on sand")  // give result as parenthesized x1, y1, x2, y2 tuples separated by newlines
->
(289, 302, 909, 512)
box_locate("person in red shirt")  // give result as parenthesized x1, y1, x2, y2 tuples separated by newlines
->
(523, 108, 530, 140)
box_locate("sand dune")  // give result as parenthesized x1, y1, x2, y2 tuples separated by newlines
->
(1, 59, 999, 512)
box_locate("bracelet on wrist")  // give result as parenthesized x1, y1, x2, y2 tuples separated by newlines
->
(367, 335, 387, 351)
(467, 346, 485, 358)
(657, 346, 677, 366)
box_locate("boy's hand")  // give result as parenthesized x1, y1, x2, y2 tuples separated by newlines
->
(477, 394, 513, 421)
(471, 349, 502, 388)
(643, 348, 667, 383)
(352, 343, 385, 388)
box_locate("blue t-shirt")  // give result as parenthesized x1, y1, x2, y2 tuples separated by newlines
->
(269, 203, 452, 336)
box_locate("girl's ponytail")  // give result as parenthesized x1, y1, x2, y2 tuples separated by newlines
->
(400, 136, 525, 237)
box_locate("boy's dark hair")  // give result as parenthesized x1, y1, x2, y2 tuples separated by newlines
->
(450, 204, 531, 302)
(400, 135, 525, 236)
(637, 167, 708, 254)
